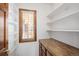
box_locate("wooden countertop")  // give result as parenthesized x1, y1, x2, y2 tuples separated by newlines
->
(39, 38, 79, 56)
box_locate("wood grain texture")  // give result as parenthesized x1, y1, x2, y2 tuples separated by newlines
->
(0, 3, 8, 56)
(39, 38, 79, 56)
(0, 3, 8, 12)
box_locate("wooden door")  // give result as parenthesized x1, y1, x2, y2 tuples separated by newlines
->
(0, 8, 8, 56)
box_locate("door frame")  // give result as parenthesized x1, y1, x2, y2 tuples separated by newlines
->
(0, 3, 8, 56)
(0, 8, 7, 49)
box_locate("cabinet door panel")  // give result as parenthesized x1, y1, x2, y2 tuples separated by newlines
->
(47, 51, 52, 56)
(42, 45, 46, 53)
(0, 8, 8, 56)
(0, 10, 4, 50)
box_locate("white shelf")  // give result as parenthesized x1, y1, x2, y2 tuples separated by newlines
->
(47, 30, 79, 32)
(47, 3, 79, 23)
(47, 4, 79, 34)
(47, 3, 63, 17)
(47, 10, 79, 24)
(47, 30, 53, 32)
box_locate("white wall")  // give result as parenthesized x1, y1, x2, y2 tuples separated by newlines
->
(16, 42, 39, 56)
(8, 3, 19, 55)
(15, 3, 52, 56)
(52, 12, 79, 30)
(52, 32, 79, 48)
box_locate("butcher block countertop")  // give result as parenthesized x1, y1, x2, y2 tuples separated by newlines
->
(39, 38, 79, 56)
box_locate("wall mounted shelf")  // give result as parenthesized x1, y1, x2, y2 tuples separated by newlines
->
(47, 3, 79, 38)
(47, 30, 79, 32)
(47, 3, 79, 24)
(47, 10, 79, 24)
(47, 3, 63, 18)
(47, 30, 53, 32)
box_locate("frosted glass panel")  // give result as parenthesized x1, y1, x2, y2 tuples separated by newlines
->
(22, 11, 34, 39)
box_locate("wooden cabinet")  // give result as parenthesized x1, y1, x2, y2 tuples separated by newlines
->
(39, 39, 79, 56)
(0, 3, 8, 11)
(47, 51, 52, 56)
(0, 3, 8, 56)
(39, 41, 52, 56)
(39, 43, 52, 56)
